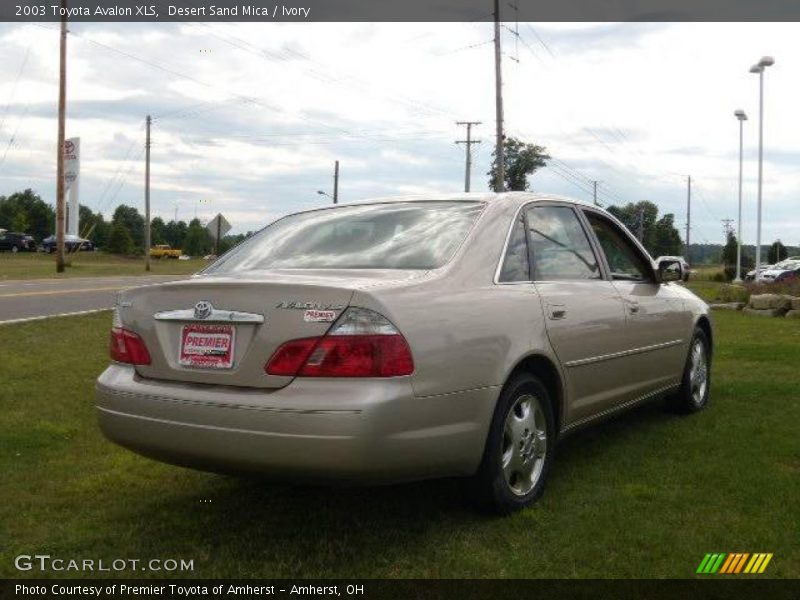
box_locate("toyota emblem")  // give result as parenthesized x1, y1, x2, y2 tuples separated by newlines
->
(194, 301, 213, 320)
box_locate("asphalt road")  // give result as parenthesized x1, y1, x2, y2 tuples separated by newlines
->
(0, 275, 187, 324)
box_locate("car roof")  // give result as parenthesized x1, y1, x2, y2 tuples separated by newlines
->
(294, 192, 599, 216)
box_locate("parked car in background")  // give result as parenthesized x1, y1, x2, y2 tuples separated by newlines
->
(656, 255, 690, 281)
(746, 264, 773, 281)
(41, 234, 94, 253)
(96, 193, 712, 514)
(150, 244, 182, 259)
(0, 232, 37, 252)
(757, 259, 800, 283)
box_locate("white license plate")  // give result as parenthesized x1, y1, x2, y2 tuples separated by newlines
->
(179, 324, 235, 369)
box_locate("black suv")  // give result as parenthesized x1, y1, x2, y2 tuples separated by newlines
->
(0, 232, 36, 252)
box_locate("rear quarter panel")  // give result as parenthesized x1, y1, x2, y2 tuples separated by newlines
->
(355, 282, 548, 399)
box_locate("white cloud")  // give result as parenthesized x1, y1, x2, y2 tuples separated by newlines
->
(0, 21, 798, 246)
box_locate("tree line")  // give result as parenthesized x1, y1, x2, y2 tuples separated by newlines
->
(1, 183, 795, 265)
(0, 189, 251, 256)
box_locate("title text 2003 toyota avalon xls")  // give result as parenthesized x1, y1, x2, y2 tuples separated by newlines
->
(96, 193, 712, 513)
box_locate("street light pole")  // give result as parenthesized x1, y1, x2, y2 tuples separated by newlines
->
(144, 115, 151, 272)
(750, 56, 774, 279)
(733, 109, 748, 283)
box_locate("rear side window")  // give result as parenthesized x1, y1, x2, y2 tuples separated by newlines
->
(526, 206, 600, 280)
(585, 212, 652, 282)
(498, 217, 530, 282)
(204, 201, 484, 273)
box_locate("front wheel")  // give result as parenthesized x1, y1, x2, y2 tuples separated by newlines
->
(668, 327, 711, 413)
(471, 374, 556, 514)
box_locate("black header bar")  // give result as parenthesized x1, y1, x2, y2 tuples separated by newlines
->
(3, 0, 800, 22)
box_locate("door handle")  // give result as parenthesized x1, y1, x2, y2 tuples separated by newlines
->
(547, 304, 567, 320)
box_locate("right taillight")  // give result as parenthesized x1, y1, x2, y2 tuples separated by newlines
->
(265, 307, 414, 377)
(110, 327, 152, 365)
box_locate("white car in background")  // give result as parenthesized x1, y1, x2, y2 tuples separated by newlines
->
(757, 259, 800, 283)
(746, 264, 774, 282)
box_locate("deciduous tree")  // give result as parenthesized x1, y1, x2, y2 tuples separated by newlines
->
(488, 137, 550, 191)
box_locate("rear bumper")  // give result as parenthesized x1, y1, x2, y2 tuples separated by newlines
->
(95, 364, 497, 483)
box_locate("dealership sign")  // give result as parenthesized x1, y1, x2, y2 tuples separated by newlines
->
(63, 137, 80, 236)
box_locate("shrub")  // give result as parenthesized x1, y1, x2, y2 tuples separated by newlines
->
(106, 222, 134, 255)
(723, 266, 737, 282)
(715, 284, 750, 304)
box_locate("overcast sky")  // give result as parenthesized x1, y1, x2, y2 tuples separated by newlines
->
(0, 21, 798, 245)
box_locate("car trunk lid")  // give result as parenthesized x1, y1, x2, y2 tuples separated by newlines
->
(116, 272, 367, 389)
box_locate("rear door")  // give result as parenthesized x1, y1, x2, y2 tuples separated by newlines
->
(524, 203, 632, 424)
(581, 209, 690, 396)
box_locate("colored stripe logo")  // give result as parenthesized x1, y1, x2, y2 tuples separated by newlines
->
(696, 553, 773, 574)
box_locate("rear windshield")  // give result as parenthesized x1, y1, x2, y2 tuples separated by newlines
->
(204, 201, 484, 273)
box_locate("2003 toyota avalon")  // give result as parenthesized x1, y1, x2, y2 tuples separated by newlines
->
(96, 193, 712, 513)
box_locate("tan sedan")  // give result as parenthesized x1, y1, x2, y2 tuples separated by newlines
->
(96, 193, 712, 513)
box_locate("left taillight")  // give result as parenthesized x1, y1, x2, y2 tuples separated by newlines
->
(110, 327, 151, 365)
(265, 307, 414, 378)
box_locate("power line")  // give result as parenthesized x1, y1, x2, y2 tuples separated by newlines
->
(0, 46, 30, 137)
(523, 24, 555, 58)
(0, 104, 29, 171)
(434, 39, 494, 56)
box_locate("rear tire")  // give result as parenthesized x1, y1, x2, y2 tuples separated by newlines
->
(470, 373, 556, 514)
(668, 327, 711, 413)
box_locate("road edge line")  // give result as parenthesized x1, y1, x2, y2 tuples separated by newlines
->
(0, 308, 111, 326)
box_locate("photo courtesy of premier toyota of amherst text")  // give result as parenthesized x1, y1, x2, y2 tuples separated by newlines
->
(0, 1, 797, 598)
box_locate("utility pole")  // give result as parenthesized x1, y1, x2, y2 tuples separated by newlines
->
(456, 121, 481, 192)
(55, 3, 67, 273)
(686, 175, 692, 263)
(592, 180, 600, 206)
(722, 218, 735, 237)
(144, 115, 151, 272)
(333, 160, 339, 204)
(492, 0, 505, 193)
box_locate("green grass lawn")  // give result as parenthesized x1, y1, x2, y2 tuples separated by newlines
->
(1, 311, 798, 579)
(0, 251, 201, 280)
(682, 280, 726, 303)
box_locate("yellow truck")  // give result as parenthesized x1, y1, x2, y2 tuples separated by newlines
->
(149, 244, 182, 259)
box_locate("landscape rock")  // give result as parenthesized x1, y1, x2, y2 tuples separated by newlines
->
(743, 307, 787, 318)
(749, 294, 792, 310)
(786, 310, 800, 319)
(709, 302, 745, 311)
(792, 297, 800, 311)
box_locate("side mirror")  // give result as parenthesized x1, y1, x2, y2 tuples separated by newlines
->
(658, 259, 683, 283)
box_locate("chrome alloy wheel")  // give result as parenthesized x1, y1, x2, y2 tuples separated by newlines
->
(689, 339, 708, 406)
(501, 393, 548, 496)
